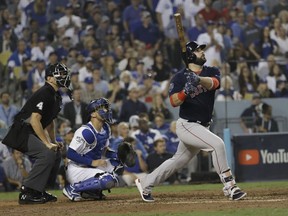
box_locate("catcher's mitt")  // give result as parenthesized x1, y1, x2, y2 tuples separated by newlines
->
(117, 141, 136, 167)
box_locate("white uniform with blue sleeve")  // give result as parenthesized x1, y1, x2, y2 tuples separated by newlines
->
(66, 121, 115, 184)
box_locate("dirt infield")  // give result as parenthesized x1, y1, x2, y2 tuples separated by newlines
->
(0, 187, 287, 216)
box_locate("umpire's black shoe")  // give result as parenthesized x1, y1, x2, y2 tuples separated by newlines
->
(42, 191, 57, 202)
(19, 186, 46, 205)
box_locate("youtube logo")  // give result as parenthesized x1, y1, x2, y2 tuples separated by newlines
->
(238, 150, 260, 165)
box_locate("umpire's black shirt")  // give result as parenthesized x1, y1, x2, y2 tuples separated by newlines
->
(4, 82, 62, 152)
(14, 82, 62, 127)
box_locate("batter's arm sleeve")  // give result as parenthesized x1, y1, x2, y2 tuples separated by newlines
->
(199, 77, 220, 90)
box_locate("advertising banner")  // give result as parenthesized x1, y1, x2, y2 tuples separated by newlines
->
(233, 133, 288, 181)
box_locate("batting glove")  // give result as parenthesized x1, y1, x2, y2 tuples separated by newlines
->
(183, 82, 196, 95)
(184, 69, 200, 86)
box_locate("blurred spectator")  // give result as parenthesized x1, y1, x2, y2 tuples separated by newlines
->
(0, 142, 10, 164)
(187, 13, 206, 42)
(271, 27, 288, 62)
(0, 91, 19, 127)
(119, 86, 147, 122)
(100, 54, 120, 81)
(119, 70, 137, 94)
(129, 115, 140, 132)
(197, 0, 221, 22)
(138, 71, 162, 104)
(164, 121, 179, 154)
(92, 66, 109, 96)
(132, 10, 161, 47)
(256, 54, 277, 81)
(25, 0, 48, 28)
(55, 35, 72, 59)
(146, 134, 179, 184)
(122, 0, 145, 33)
(78, 57, 94, 86)
(255, 104, 279, 133)
(266, 64, 287, 93)
(63, 88, 88, 130)
(151, 50, 171, 82)
(121, 136, 148, 186)
(275, 80, 288, 98)
(2, 149, 32, 191)
(70, 71, 81, 90)
(70, 51, 85, 72)
(48, 0, 70, 21)
(148, 94, 171, 121)
(230, 10, 245, 44)
(272, 0, 288, 16)
(216, 75, 242, 101)
(0, 24, 18, 53)
(26, 59, 46, 95)
(151, 112, 170, 135)
(96, 15, 110, 48)
(257, 80, 275, 98)
(238, 65, 258, 100)
(131, 117, 162, 153)
(30, 36, 55, 64)
(48, 51, 59, 65)
(57, 3, 82, 46)
(81, 77, 102, 104)
(253, 5, 270, 29)
(197, 20, 223, 66)
(240, 93, 268, 134)
(106, 76, 126, 116)
(249, 26, 278, 62)
(183, 0, 205, 28)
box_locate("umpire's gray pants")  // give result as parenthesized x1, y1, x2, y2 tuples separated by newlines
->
(23, 134, 61, 192)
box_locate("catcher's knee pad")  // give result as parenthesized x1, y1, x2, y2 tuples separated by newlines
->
(74, 173, 117, 192)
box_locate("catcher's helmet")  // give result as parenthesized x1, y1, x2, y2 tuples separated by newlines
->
(185, 41, 206, 64)
(86, 97, 113, 124)
(45, 62, 71, 89)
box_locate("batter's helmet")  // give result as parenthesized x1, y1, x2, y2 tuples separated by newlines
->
(86, 98, 113, 124)
(185, 41, 206, 64)
(45, 62, 71, 89)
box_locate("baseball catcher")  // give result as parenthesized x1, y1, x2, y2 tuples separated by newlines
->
(63, 98, 136, 201)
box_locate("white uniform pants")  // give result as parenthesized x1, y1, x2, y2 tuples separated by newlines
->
(141, 118, 229, 193)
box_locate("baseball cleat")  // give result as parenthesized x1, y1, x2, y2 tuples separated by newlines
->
(135, 179, 154, 202)
(18, 186, 46, 204)
(223, 186, 247, 201)
(63, 184, 81, 201)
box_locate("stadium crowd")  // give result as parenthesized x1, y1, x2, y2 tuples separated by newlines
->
(0, 0, 288, 191)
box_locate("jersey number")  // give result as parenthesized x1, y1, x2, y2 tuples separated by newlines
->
(36, 102, 44, 110)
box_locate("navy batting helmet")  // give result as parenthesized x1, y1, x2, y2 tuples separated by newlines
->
(86, 98, 113, 124)
(185, 41, 206, 64)
(45, 62, 71, 89)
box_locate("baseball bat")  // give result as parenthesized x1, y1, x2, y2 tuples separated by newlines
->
(174, 13, 186, 53)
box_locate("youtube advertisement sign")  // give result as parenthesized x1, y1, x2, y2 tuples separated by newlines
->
(233, 133, 288, 181)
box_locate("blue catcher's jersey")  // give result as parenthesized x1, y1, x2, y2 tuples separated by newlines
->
(68, 121, 111, 166)
(169, 66, 220, 123)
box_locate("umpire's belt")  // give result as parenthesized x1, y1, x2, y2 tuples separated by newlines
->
(187, 120, 211, 127)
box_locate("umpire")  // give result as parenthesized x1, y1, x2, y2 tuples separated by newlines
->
(2, 62, 72, 204)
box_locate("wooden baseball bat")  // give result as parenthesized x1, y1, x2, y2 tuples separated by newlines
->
(174, 13, 186, 53)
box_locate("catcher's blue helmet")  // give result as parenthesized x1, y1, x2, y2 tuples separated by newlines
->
(185, 41, 206, 64)
(45, 62, 71, 89)
(86, 98, 113, 124)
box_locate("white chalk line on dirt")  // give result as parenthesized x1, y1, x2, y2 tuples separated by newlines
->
(152, 198, 288, 205)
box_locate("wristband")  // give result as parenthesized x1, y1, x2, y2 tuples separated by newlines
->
(177, 90, 187, 101)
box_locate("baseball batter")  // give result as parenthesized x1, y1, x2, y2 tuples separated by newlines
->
(135, 41, 246, 202)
